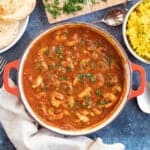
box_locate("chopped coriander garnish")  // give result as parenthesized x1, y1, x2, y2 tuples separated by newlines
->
(63, 1, 82, 14)
(90, 75, 96, 82)
(108, 55, 114, 66)
(44, 1, 62, 19)
(44, 49, 49, 55)
(66, 67, 72, 72)
(55, 63, 62, 67)
(59, 75, 68, 80)
(74, 99, 80, 110)
(90, 62, 95, 70)
(91, 0, 97, 4)
(62, 31, 68, 37)
(107, 81, 113, 87)
(48, 64, 53, 69)
(83, 96, 91, 108)
(54, 0, 59, 5)
(78, 73, 96, 83)
(95, 89, 101, 96)
(98, 99, 107, 105)
(55, 47, 63, 54)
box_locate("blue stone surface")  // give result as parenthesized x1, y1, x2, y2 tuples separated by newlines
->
(0, 0, 150, 149)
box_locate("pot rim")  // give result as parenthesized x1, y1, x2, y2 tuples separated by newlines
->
(18, 22, 131, 136)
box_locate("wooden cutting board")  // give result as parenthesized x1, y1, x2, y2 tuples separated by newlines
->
(43, 0, 127, 24)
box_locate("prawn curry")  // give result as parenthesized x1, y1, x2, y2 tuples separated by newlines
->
(22, 25, 125, 130)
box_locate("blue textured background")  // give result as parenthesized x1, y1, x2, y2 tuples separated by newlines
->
(0, 0, 150, 149)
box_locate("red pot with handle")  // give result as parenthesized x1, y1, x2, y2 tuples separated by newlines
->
(3, 23, 146, 136)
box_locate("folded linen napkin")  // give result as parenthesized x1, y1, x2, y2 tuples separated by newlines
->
(0, 80, 125, 150)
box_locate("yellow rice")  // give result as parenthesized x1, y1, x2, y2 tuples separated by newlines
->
(126, 0, 150, 60)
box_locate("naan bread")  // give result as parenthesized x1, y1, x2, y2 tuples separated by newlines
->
(0, 20, 19, 49)
(0, 0, 36, 21)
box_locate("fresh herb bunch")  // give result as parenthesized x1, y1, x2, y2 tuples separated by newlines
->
(63, 0, 83, 14)
(44, 0, 62, 18)
(44, 0, 107, 18)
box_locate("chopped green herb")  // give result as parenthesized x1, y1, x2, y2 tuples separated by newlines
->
(59, 75, 68, 80)
(90, 75, 96, 82)
(91, 0, 96, 4)
(66, 67, 72, 72)
(48, 64, 53, 69)
(67, 103, 72, 108)
(44, 2, 62, 19)
(95, 89, 101, 96)
(78, 73, 86, 80)
(78, 73, 96, 83)
(54, 0, 59, 5)
(62, 31, 68, 37)
(63, 1, 82, 14)
(90, 62, 95, 70)
(98, 99, 107, 105)
(55, 63, 62, 67)
(80, 59, 88, 68)
(55, 47, 63, 54)
(83, 96, 91, 108)
(41, 86, 47, 92)
(93, 41, 101, 49)
(44, 49, 49, 55)
(107, 81, 113, 87)
(74, 99, 80, 110)
(108, 55, 114, 66)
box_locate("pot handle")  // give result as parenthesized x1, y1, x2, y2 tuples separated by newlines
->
(3, 60, 19, 97)
(128, 63, 146, 100)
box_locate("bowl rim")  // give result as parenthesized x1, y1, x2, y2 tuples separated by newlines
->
(18, 22, 131, 136)
(122, 0, 150, 64)
(0, 16, 29, 54)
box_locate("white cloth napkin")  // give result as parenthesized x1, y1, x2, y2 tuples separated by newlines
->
(0, 80, 125, 150)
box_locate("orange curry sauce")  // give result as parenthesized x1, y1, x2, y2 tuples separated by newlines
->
(23, 25, 125, 130)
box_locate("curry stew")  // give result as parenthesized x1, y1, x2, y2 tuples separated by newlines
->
(23, 25, 125, 130)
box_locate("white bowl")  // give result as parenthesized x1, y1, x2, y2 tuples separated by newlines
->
(0, 16, 29, 54)
(123, 1, 150, 64)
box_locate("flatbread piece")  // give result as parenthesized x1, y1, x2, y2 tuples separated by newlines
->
(0, 0, 36, 21)
(0, 20, 19, 49)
